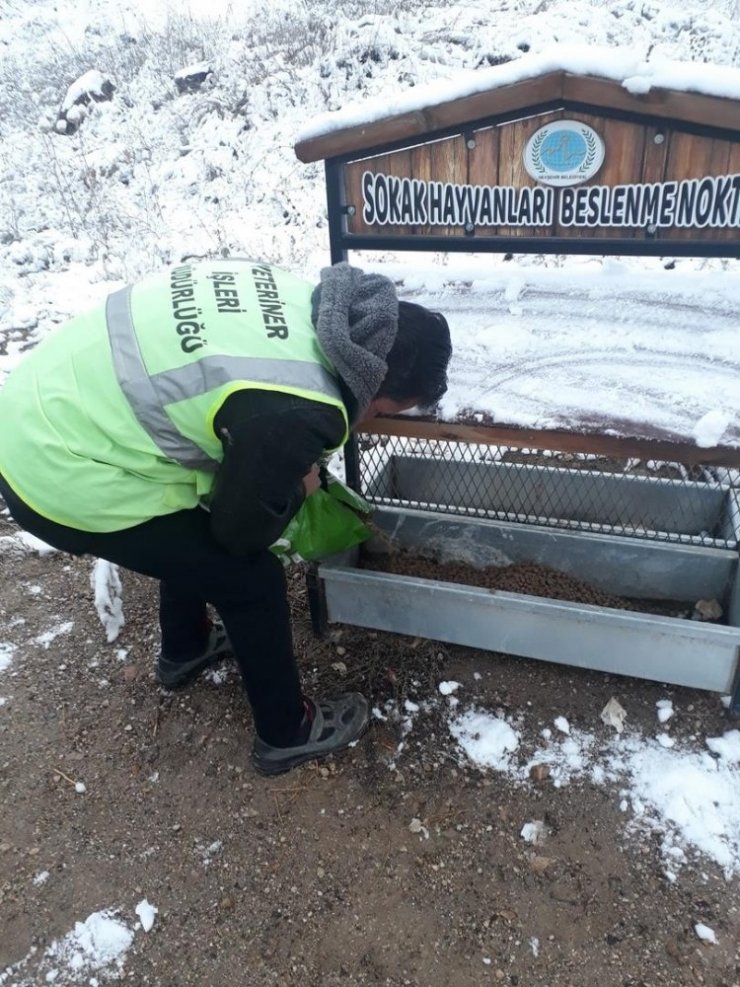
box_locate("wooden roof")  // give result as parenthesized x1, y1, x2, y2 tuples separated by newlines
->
(295, 71, 740, 164)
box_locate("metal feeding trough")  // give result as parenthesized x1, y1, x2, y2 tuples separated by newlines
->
(365, 453, 739, 547)
(312, 445, 740, 712)
(317, 505, 740, 701)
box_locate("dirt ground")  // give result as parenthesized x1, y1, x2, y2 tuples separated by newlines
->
(1, 507, 739, 987)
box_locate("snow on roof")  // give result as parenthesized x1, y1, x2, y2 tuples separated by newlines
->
(297, 43, 740, 145)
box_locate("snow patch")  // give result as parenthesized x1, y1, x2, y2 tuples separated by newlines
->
(692, 409, 731, 447)
(91, 560, 124, 643)
(0, 642, 17, 673)
(449, 709, 520, 769)
(438, 680, 461, 696)
(706, 729, 740, 764)
(520, 820, 547, 844)
(449, 708, 740, 877)
(34, 622, 74, 649)
(196, 839, 223, 867)
(134, 899, 157, 933)
(0, 532, 56, 555)
(694, 922, 717, 944)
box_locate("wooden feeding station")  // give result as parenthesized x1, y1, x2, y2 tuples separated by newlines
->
(295, 49, 740, 714)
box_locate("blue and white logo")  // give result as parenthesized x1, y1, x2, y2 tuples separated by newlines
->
(523, 120, 605, 187)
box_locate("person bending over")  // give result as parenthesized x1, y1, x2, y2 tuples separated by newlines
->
(0, 259, 451, 775)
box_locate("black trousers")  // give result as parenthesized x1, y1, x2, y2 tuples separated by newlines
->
(0, 477, 304, 746)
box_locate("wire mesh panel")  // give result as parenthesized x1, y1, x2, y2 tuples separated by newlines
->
(357, 434, 740, 550)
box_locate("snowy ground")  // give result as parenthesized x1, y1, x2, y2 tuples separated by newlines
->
(2, 0, 740, 983)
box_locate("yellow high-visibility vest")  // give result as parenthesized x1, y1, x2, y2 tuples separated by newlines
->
(0, 261, 348, 531)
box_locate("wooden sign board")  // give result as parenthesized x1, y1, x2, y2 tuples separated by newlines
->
(345, 111, 740, 245)
(297, 72, 740, 257)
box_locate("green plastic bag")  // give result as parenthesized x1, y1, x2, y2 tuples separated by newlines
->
(271, 472, 372, 564)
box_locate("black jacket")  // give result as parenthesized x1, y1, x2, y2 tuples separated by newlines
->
(209, 388, 350, 555)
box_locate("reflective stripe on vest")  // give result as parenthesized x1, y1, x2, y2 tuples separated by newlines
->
(106, 285, 343, 472)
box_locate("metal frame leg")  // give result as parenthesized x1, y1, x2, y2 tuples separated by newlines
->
(306, 563, 328, 639)
(730, 649, 740, 718)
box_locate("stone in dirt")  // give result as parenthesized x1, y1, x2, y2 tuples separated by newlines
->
(692, 598, 723, 622)
(529, 762, 551, 783)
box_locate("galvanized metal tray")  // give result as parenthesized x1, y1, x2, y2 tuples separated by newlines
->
(318, 507, 740, 704)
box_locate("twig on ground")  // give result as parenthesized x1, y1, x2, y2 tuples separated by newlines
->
(50, 767, 78, 787)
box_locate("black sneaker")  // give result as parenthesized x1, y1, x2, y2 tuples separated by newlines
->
(156, 620, 232, 689)
(252, 693, 369, 776)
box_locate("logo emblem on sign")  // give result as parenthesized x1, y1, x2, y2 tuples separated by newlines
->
(523, 120, 605, 187)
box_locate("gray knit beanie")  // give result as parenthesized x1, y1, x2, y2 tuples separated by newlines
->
(311, 262, 398, 420)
